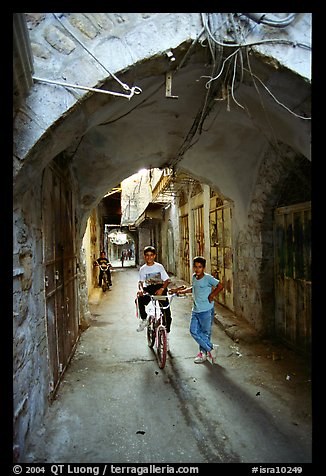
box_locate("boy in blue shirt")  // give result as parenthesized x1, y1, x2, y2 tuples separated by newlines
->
(173, 256, 223, 364)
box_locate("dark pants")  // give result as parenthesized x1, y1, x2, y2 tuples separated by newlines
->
(99, 269, 112, 286)
(138, 284, 172, 333)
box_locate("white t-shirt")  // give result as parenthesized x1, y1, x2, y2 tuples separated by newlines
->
(139, 262, 169, 287)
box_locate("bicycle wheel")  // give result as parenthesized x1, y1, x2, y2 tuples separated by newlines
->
(102, 273, 107, 292)
(147, 315, 155, 348)
(157, 326, 167, 369)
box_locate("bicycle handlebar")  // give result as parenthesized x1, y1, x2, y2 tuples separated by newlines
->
(149, 292, 188, 299)
(99, 264, 111, 271)
(150, 295, 172, 301)
(148, 292, 189, 309)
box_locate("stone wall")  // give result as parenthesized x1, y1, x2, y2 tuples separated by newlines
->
(234, 143, 310, 334)
(13, 178, 49, 462)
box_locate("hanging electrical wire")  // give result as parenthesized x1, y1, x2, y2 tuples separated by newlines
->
(200, 13, 311, 118)
(201, 12, 311, 49)
(49, 13, 142, 97)
(231, 52, 245, 109)
(201, 48, 240, 88)
(242, 68, 311, 120)
(170, 12, 310, 171)
(169, 18, 227, 167)
(242, 13, 297, 28)
(243, 47, 284, 149)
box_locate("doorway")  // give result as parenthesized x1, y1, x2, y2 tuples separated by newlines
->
(274, 201, 311, 353)
(42, 160, 79, 397)
(210, 198, 234, 310)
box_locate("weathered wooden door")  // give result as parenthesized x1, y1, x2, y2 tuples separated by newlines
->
(274, 201, 311, 353)
(180, 214, 190, 283)
(210, 200, 234, 310)
(192, 206, 204, 257)
(42, 162, 79, 397)
(167, 221, 175, 274)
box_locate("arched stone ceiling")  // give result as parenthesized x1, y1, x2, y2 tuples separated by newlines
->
(68, 48, 310, 232)
(14, 13, 311, 236)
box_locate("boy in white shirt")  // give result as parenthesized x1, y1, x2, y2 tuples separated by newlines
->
(136, 246, 171, 335)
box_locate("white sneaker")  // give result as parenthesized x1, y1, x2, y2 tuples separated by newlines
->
(137, 319, 148, 332)
(194, 351, 207, 363)
(207, 344, 219, 364)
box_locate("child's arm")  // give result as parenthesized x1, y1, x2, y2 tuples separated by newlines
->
(208, 282, 223, 302)
(137, 281, 145, 296)
(155, 278, 171, 295)
(169, 285, 192, 295)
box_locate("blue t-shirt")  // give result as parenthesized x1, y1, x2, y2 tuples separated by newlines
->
(192, 273, 220, 312)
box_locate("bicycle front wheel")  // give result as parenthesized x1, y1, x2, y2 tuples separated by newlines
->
(157, 327, 167, 369)
(147, 316, 155, 348)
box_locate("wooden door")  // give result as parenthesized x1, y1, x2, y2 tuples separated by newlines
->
(42, 163, 79, 397)
(192, 206, 204, 257)
(274, 202, 311, 353)
(180, 214, 190, 283)
(210, 201, 234, 310)
(167, 221, 175, 274)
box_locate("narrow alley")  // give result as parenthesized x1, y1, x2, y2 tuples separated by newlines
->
(25, 267, 312, 465)
(13, 13, 312, 465)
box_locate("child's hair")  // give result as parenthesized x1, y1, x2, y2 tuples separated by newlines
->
(193, 256, 206, 267)
(144, 245, 156, 255)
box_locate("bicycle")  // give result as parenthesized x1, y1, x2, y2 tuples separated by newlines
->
(136, 293, 178, 369)
(99, 263, 111, 292)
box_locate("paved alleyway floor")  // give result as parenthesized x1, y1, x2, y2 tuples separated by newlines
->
(25, 268, 312, 464)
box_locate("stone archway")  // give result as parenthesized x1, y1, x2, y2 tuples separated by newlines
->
(106, 226, 138, 265)
(14, 14, 311, 253)
(235, 144, 311, 346)
(13, 13, 311, 461)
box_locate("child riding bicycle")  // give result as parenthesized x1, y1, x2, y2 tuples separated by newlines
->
(94, 251, 112, 288)
(136, 246, 172, 343)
